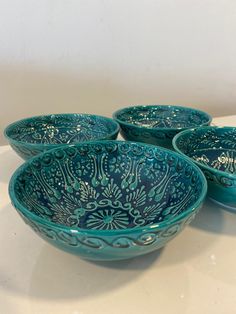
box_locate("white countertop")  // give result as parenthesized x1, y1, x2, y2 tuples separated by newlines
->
(1, 116, 236, 314)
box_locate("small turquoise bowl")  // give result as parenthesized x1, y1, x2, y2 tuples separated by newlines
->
(4, 113, 119, 160)
(173, 126, 236, 210)
(113, 105, 212, 149)
(9, 141, 207, 261)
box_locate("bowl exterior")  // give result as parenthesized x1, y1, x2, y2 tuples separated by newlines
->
(15, 206, 201, 261)
(119, 124, 178, 149)
(204, 170, 236, 207)
(9, 142, 44, 160)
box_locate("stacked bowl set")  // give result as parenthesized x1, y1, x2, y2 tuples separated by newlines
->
(5, 105, 236, 261)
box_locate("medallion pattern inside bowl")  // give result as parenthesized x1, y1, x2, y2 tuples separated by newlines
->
(13, 142, 204, 230)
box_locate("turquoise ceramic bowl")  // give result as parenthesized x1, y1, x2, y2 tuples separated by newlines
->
(113, 105, 212, 149)
(4, 113, 119, 160)
(9, 141, 207, 261)
(173, 126, 236, 210)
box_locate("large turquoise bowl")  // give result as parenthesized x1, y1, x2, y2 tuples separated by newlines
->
(173, 126, 236, 210)
(4, 113, 119, 160)
(113, 105, 211, 149)
(9, 141, 207, 261)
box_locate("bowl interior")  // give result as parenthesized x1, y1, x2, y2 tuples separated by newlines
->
(174, 127, 236, 175)
(12, 142, 205, 231)
(6, 114, 118, 145)
(115, 105, 211, 129)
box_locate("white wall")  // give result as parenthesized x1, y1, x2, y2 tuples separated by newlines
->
(1, 0, 236, 144)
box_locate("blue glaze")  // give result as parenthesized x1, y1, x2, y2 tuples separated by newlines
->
(173, 126, 236, 210)
(4, 113, 119, 160)
(9, 140, 207, 261)
(113, 105, 211, 149)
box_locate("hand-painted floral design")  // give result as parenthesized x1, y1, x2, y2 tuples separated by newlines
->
(8, 114, 117, 144)
(102, 179, 122, 200)
(5, 114, 119, 160)
(11, 141, 206, 260)
(86, 209, 129, 230)
(67, 207, 86, 227)
(13, 141, 205, 231)
(176, 127, 236, 175)
(109, 156, 126, 174)
(115, 106, 210, 129)
(125, 186, 146, 207)
(174, 126, 236, 209)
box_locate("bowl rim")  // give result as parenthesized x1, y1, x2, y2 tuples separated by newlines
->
(4, 113, 120, 149)
(172, 125, 236, 181)
(9, 140, 207, 236)
(113, 104, 212, 131)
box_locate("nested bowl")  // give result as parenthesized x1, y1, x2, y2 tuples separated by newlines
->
(113, 105, 211, 149)
(173, 126, 236, 210)
(9, 141, 207, 261)
(4, 113, 119, 160)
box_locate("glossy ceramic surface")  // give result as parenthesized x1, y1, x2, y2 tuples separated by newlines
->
(4, 113, 119, 160)
(113, 105, 211, 149)
(9, 141, 207, 261)
(173, 126, 236, 210)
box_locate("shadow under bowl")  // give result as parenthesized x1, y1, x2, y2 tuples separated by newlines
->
(173, 126, 236, 210)
(9, 140, 207, 261)
(4, 113, 119, 160)
(113, 105, 212, 149)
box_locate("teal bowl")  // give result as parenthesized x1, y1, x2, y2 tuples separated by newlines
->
(173, 126, 236, 210)
(4, 113, 119, 160)
(9, 141, 207, 261)
(113, 105, 212, 149)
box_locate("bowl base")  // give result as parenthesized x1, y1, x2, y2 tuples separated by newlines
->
(209, 197, 236, 213)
